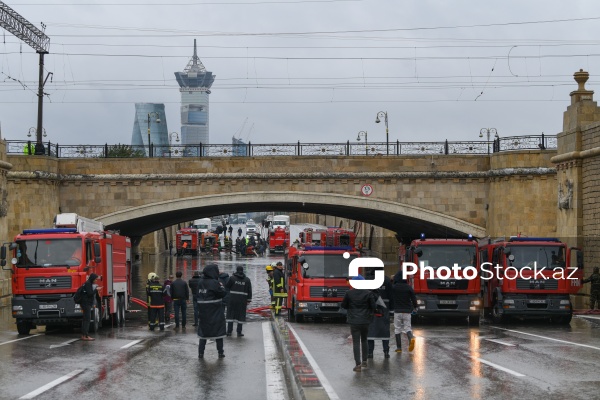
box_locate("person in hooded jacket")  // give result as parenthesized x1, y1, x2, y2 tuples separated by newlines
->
(225, 266, 253, 337)
(341, 275, 376, 372)
(197, 264, 227, 358)
(188, 270, 201, 327)
(392, 272, 418, 353)
(80, 273, 98, 341)
(366, 267, 394, 358)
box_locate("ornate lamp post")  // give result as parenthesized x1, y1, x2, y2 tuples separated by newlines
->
(147, 112, 161, 157)
(375, 111, 389, 155)
(479, 128, 498, 154)
(356, 131, 368, 155)
(27, 127, 46, 155)
(169, 132, 180, 157)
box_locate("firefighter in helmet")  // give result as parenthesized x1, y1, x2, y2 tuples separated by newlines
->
(582, 267, 600, 310)
(272, 262, 287, 316)
(265, 265, 275, 309)
(146, 273, 166, 331)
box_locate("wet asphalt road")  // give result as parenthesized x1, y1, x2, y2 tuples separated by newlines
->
(1, 223, 600, 400)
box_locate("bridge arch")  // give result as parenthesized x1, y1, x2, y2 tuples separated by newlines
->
(98, 191, 486, 239)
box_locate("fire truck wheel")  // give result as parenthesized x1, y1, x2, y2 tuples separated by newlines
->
(468, 315, 480, 325)
(16, 320, 31, 335)
(294, 313, 304, 323)
(89, 307, 100, 333)
(287, 303, 295, 322)
(553, 314, 572, 325)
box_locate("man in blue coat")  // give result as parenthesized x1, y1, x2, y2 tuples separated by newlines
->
(197, 264, 227, 358)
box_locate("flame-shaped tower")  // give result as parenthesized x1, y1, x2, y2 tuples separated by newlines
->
(174, 39, 215, 147)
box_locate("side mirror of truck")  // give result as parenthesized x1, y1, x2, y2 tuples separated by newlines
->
(503, 247, 511, 256)
(414, 248, 423, 257)
(94, 243, 102, 264)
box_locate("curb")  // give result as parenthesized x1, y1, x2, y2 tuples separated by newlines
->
(270, 316, 330, 400)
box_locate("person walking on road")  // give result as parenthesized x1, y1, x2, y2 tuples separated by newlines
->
(341, 275, 376, 372)
(226, 266, 253, 337)
(582, 267, 600, 310)
(197, 264, 227, 358)
(163, 275, 173, 322)
(189, 270, 201, 327)
(80, 273, 98, 341)
(367, 267, 394, 359)
(272, 262, 287, 316)
(170, 271, 189, 329)
(147, 274, 166, 331)
(392, 272, 418, 353)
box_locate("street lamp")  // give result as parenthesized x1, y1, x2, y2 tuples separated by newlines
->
(27, 127, 47, 155)
(479, 128, 498, 154)
(28, 127, 47, 138)
(169, 132, 180, 157)
(356, 131, 368, 155)
(147, 112, 161, 157)
(375, 111, 389, 155)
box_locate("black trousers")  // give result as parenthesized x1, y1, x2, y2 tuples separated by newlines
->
(350, 324, 369, 365)
(81, 303, 91, 336)
(198, 338, 224, 355)
(368, 339, 390, 353)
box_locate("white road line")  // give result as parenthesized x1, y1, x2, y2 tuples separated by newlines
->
(471, 356, 526, 377)
(19, 369, 84, 399)
(120, 339, 143, 349)
(262, 322, 286, 400)
(0, 334, 42, 346)
(484, 338, 515, 346)
(578, 315, 600, 320)
(491, 326, 600, 351)
(287, 323, 340, 400)
(50, 339, 79, 349)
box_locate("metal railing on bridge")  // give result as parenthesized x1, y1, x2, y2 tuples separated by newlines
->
(9, 134, 557, 158)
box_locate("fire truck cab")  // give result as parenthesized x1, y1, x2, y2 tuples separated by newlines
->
(405, 236, 481, 324)
(4, 213, 131, 335)
(269, 227, 290, 253)
(479, 237, 583, 324)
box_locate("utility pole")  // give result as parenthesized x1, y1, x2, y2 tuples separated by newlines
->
(0, 1, 51, 155)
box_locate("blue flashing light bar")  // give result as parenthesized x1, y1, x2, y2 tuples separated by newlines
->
(508, 237, 560, 242)
(420, 233, 426, 241)
(23, 228, 78, 234)
(303, 246, 353, 251)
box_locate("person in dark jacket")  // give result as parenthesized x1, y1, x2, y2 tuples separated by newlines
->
(80, 273, 98, 341)
(367, 268, 394, 358)
(341, 275, 376, 372)
(226, 266, 252, 337)
(392, 272, 418, 353)
(163, 275, 173, 322)
(219, 271, 231, 314)
(170, 271, 189, 329)
(582, 267, 600, 310)
(197, 264, 227, 358)
(147, 274, 165, 331)
(188, 270, 201, 327)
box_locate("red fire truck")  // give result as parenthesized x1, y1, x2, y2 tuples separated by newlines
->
(479, 237, 583, 324)
(285, 228, 359, 322)
(3, 213, 132, 335)
(269, 227, 290, 253)
(404, 236, 481, 324)
(176, 227, 200, 255)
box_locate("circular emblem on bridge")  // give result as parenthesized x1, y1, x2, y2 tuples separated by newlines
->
(360, 184, 373, 197)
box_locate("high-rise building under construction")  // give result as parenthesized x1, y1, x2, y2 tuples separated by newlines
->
(174, 39, 215, 147)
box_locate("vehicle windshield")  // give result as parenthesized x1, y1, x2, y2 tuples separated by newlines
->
(16, 238, 82, 268)
(417, 245, 476, 268)
(507, 245, 565, 269)
(194, 224, 209, 230)
(302, 254, 357, 278)
(273, 222, 287, 227)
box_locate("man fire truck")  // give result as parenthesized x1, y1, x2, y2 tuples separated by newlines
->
(479, 237, 583, 324)
(404, 235, 481, 324)
(3, 213, 132, 335)
(285, 227, 359, 322)
(176, 227, 200, 255)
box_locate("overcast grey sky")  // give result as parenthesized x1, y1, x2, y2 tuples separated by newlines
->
(2, 0, 600, 146)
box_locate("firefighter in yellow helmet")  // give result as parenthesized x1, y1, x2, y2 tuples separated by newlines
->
(266, 265, 275, 309)
(272, 262, 287, 316)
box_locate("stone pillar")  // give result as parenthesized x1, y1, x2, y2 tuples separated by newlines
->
(552, 69, 600, 309)
(0, 139, 14, 306)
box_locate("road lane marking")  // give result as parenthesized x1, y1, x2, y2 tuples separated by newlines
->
(19, 369, 84, 399)
(484, 338, 515, 346)
(578, 315, 600, 320)
(0, 334, 42, 346)
(470, 356, 525, 377)
(49, 339, 79, 349)
(263, 322, 286, 400)
(287, 323, 340, 400)
(120, 339, 143, 349)
(491, 326, 600, 351)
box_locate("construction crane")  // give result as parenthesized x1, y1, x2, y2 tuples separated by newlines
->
(0, 1, 51, 155)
